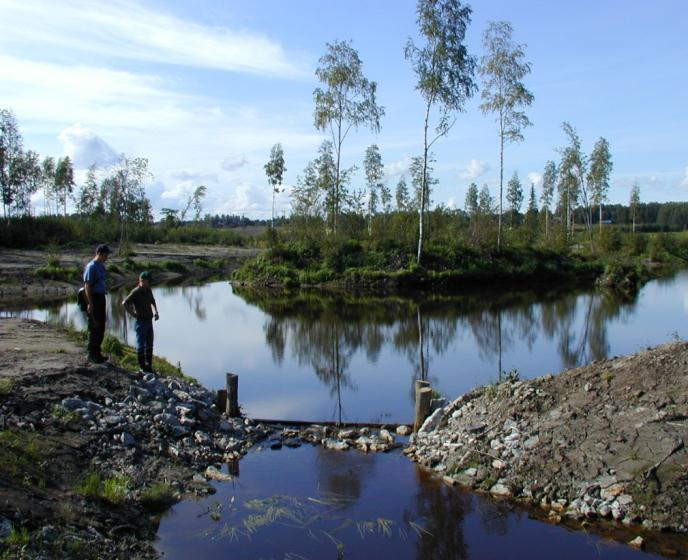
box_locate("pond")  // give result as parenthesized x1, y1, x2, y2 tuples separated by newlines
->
(5, 272, 688, 558)
(7, 271, 688, 425)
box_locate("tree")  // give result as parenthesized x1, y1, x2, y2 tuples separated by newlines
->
(264, 143, 286, 229)
(405, 0, 477, 264)
(410, 154, 437, 211)
(464, 182, 479, 216)
(314, 40, 384, 235)
(54, 156, 75, 216)
(540, 160, 556, 238)
(479, 21, 533, 250)
(525, 182, 539, 235)
(587, 137, 613, 232)
(505, 171, 523, 227)
(76, 164, 99, 216)
(478, 184, 494, 214)
(40, 156, 56, 215)
(364, 144, 384, 234)
(630, 183, 640, 233)
(557, 122, 586, 237)
(0, 109, 24, 219)
(395, 176, 409, 211)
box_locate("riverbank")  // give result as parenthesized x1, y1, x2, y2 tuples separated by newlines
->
(0, 318, 402, 559)
(0, 244, 259, 306)
(406, 340, 688, 551)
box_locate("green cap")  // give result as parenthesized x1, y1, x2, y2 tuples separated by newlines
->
(139, 271, 152, 280)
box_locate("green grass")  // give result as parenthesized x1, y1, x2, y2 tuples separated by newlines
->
(0, 378, 12, 395)
(0, 430, 50, 489)
(76, 472, 130, 505)
(34, 264, 81, 281)
(139, 483, 177, 511)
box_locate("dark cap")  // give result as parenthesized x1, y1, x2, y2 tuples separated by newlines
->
(96, 244, 111, 254)
(139, 271, 152, 280)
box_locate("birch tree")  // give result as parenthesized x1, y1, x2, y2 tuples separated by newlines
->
(314, 40, 384, 235)
(405, 0, 477, 264)
(587, 137, 613, 232)
(540, 160, 556, 238)
(264, 143, 286, 228)
(479, 21, 533, 250)
(630, 183, 640, 233)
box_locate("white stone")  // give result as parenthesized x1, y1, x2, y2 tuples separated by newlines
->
(396, 425, 412, 436)
(490, 483, 512, 497)
(205, 466, 233, 481)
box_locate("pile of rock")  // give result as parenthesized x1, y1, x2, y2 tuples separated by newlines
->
(405, 343, 688, 536)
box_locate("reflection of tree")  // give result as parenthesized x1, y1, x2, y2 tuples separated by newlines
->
(408, 466, 470, 560)
(178, 286, 206, 321)
(313, 446, 376, 504)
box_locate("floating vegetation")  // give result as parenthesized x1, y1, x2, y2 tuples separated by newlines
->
(198, 490, 432, 553)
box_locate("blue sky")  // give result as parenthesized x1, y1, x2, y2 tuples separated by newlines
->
(1, 0, 686, 218)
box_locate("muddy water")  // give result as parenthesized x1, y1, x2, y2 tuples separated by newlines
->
(155, 445, 672, 559)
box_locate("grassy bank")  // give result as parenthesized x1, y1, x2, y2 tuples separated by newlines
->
(232, 237, 673, 292)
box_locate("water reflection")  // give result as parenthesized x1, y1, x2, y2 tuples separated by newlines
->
(234, 285, 637, 403)
(156, 446, 666, 560)
(4, 272, 686, 423)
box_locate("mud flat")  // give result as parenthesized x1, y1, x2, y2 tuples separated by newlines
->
(406, 340, 688, 552)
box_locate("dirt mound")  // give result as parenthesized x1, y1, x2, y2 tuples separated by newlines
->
(407, 340, 688, 545)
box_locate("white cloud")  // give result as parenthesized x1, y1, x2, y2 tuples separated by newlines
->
(58, 124, 120, 169)
(458, 159, 490, 181)
(384, 155, 412, 179)
(0, 0, 307, 78)
(222, 155, 248, 172)
(170, 170, 218, 183)
(680, 167, 688, 188)
(527, 172, 543, 188)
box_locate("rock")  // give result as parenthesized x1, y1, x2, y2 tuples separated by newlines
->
(443, 476, 457, 486)
(194, 431, 212, 446)
(379, 429, 395, 444)
(490, 483, 512, 497)
(464, 468, 478, 477)
(283, 438, 301, 448)
(270, 441, 282, 450)
(396, 425, 412, 436)
(524, 435, 540, 449)
(61, 398, 86, 411)
(419, 408, 444, 433)
(322, 438, 349, 451)
(628, 536, 644, 549)
(154, 413, 180, 427)
(171, 426, 190, 438)
(205, 466, 232, 481)
(616, 494, 634, 507)
(338, 428, 358, 439)
(192, 473, 206, 483)
(0, 518, 12, 539)
(600, 483, 625, 500)
(120, 432, 136, 447)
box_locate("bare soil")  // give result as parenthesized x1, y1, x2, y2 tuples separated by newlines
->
(0, 243, 259, 306)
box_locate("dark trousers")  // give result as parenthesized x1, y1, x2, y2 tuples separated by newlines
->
(135, 318, 154, 369)
(87, 293, 106, 358)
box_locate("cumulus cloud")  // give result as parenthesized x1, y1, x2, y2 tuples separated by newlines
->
(458, 159, 490, 180)
(0, 0, 307, 78)
(527, 172, 543, 188)
(222, 154, 248, 172)
(383, 155, 413, 179)
(58, 123, 120, 169)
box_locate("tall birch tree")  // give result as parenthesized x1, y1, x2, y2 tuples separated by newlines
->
(405, 0, 477, 264)
(479, 21, 533, 250)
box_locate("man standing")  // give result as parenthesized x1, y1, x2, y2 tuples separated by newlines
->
(83, 244, 111, 363)
(122, 271, 159, 373)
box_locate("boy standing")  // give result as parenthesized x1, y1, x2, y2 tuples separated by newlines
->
(122, 271, 159, 373)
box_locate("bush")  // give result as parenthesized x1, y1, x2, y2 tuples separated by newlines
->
(102, 335, 123, 357)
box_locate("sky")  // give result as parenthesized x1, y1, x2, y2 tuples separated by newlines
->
(1, 0, 687, 219)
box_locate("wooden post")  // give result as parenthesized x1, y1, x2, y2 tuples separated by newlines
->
(414, 380, 432, 432)
(215, 389, 227, 412)
(226, 373, 239, 417)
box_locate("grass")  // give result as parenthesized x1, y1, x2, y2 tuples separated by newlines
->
(34, 264, 81, 282)
(0, 430, 50, 489)
(139, 483, 178, 511)
(76, 472, 130, 505)
(0, 378, 12, 395)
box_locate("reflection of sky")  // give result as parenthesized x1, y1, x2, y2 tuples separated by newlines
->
(5, 272, 688, 424)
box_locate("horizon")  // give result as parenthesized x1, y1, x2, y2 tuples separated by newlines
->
(1, 0, 686, 219)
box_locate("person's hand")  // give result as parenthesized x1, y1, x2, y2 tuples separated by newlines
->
(87, 303, 92, 315)
(154, 312, 159, 321)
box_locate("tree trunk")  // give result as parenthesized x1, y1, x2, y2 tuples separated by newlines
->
(497, 119, 504, 251)
(416, 102, 431, 265)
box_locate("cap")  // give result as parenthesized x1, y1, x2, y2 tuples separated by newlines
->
(139, 271, 152, 280)
(96, 244, 111, 254)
